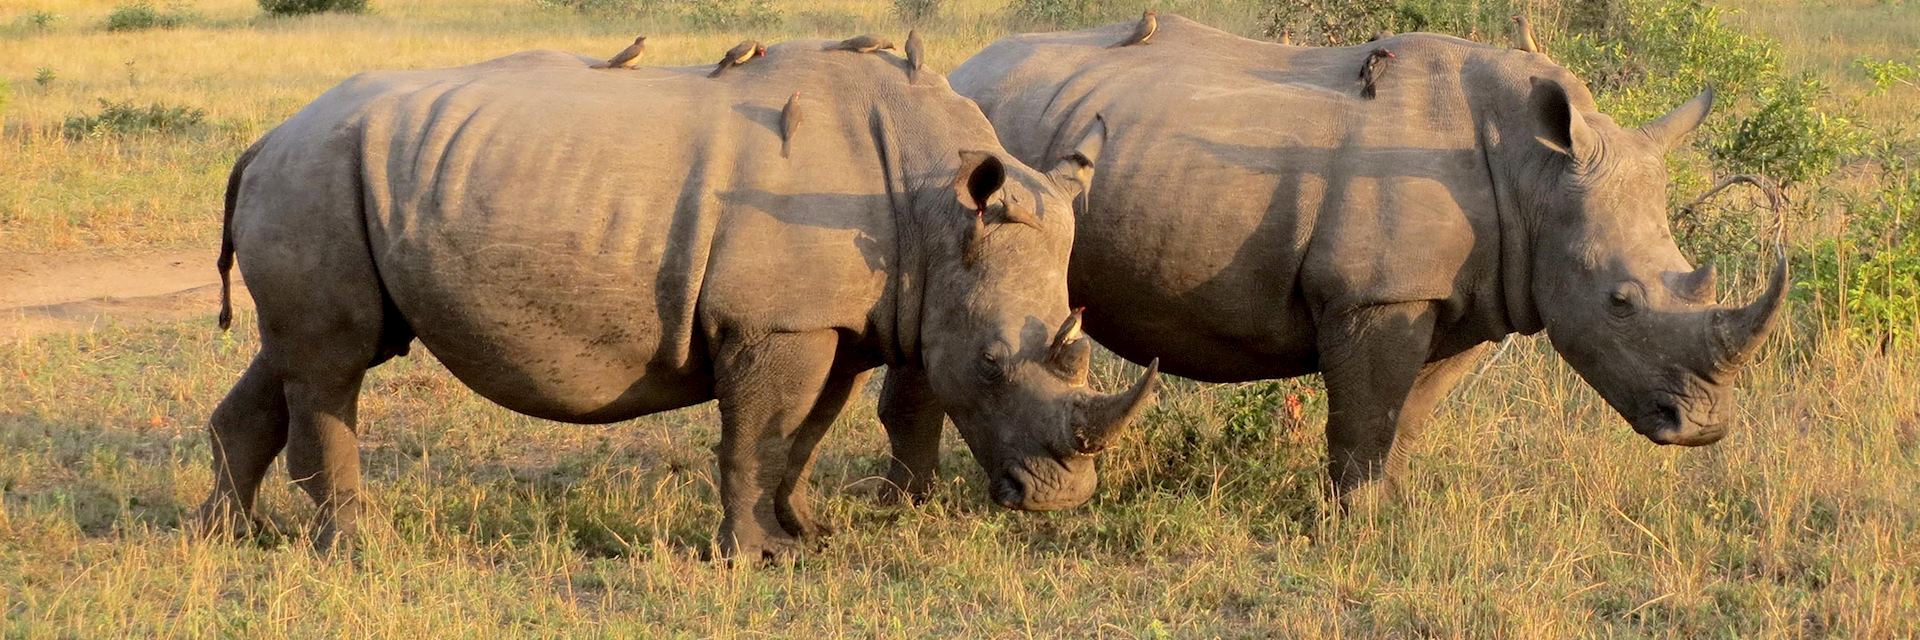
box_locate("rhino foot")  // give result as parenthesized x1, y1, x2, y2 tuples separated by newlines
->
(192, 499, 270, 540)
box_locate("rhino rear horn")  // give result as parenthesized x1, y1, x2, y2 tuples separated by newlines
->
(1672, 263, 1718, 303)
(1047, 308, 1092, 382)
(1073, 358, 1160, 455)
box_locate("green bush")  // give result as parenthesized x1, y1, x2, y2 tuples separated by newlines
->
(894, 0, 942, 24)
(1013, 0, 1105, 29)
(1260, 0, 1409, 46)
(259, 0, 368, 15)
(683, 0, 780, 30)
(1797, 158, 1920, 344)
(1858, 55, 1918, 97)
(104, 2, 196, 31)
(532, 0, 651, 14)
(1711, 77, 1861, 188)
(532, 0, 776, 28)
(61, 99, 207, 139)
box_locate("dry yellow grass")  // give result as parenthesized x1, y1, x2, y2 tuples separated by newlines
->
(2, 0, 1916, 636)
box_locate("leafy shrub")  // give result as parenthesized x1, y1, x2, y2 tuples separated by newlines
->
(894, 0, 941, 24)
(1013, 0, 1105, 29)
(1711, 77, 1861, 188)
(104, 2, 196, 31)
(61, 99, 207, 139)
(259, 0, 368, 15)
(1797, 159, 1920, 345)
(1260, 0, 1408, 46)
(532, 0, 652, 14)
(28, 11, 64, 29)
(533, 0, 776, 28)
(35, 66, 57, 88)
(683, 0, 780, 30)
(1858, 55, 1918, 96)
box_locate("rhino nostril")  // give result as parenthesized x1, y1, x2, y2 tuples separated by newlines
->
(992, 474, 1025, 510)
(1658, 401, 1684, 429)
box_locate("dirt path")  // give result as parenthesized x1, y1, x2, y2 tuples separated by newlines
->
(0, 249, 250, 342)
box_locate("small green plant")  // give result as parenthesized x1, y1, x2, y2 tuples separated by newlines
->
(35, 66, 57, 88)
(1858, 55, 1918, 96)
(0, 79, 11, 120)
(682, 0, 780, 30)
(104, 2, 196, 31)
(61, 98, 207, 139)
(28, 11, 64, 29)
(893, 0, 941, 24)
(258, 0, 369, 16)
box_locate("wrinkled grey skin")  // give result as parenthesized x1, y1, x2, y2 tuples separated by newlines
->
(872, 15, 1785, 502)
(197, 45, 1157, 558)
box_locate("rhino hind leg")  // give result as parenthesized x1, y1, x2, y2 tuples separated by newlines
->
(196, 354, 291, 540)
(710, 330, 850, 560)
(229, 195, 393, 552)
(1317, 301, 1439, 506)
(1383, 342, 1494, 484)
(876, 366, 945, 505)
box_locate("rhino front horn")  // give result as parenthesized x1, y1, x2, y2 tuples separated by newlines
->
(1073, 358, 1160, 455)
(1712, 252, 1787, 367)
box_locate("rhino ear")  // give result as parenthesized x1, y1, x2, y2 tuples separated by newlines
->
(954, 151, 1007, 213)
(1528, 77, 1598, 163)
(1640, 87, 1715, 149)
(1047, 113, 1108, 199)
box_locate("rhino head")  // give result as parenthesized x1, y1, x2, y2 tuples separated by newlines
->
(918, 148, 1159, 511)
(1521, 78, 1786, 446)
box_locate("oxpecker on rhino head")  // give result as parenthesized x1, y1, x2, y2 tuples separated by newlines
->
(1523, 78, 1786, 447)
(921, 148, 1158, 511)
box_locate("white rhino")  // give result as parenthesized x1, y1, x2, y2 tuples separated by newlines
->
(199, 45, 1158, 557)
(875, 15, 1785, 501)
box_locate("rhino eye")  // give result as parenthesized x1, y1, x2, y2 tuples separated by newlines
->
(1608, 284, 1641, 317)
(976, 350, 1008, 384)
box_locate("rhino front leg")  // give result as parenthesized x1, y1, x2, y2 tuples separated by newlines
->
(711, 330, 845, 560)
(1317, 301, 1438, 502)
(876, 366, 944, 504)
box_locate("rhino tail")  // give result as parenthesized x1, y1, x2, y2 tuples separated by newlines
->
(217, 138, 267, 331)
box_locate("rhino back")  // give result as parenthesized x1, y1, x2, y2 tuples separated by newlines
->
(954, 17, 1560, 381)
(250, 47, 986, 422)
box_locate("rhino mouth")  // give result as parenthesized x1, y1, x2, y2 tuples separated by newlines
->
(990, 455, 1096, 511)
(1632, 397, 1726, 446)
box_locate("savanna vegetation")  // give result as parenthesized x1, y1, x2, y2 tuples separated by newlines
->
(2, 0, 1915, 636)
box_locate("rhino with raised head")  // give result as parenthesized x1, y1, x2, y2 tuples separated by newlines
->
(873, 15, 1785, 501)
(199, 44, 1158, 557)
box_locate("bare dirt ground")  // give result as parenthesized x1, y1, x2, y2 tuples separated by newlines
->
(0, 249, 249, 342)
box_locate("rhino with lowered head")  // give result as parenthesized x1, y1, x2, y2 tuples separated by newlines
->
(872, 15, 1785, 501)
(199, 44, 1158, 557)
